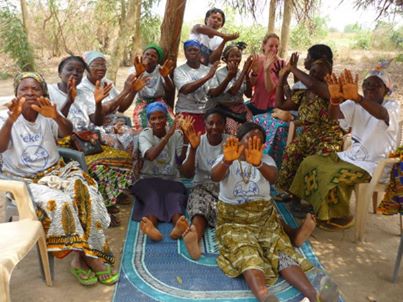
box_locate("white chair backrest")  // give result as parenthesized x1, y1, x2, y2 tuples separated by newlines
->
(0, 180, 37, 221)
(397, 119, 403, 147)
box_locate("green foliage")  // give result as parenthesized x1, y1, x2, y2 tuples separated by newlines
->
(140, 15, 161, 47)
(353, 30, 371, 50)
(0, 3, 35, 71)
(372, 21, 402, 50)
(290, 17, 329, 50)
(344, 23, 363, 33)
(0, 71, 11, 80)
(220, 9, 267, 54)
(396, 53, 403, 62)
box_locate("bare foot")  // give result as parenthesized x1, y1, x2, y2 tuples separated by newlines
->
(170, 215, 189, 239)
(294, 213, 316, 247)
(183, 225, 201, 260)
(140, 217, 163, 241)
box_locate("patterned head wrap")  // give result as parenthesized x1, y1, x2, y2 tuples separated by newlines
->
(14, 72, 49, 97)
(146, 102, 168, 120)
(184, 39, 201, 50)
(82, 50, 106, 66)
(364, 60, 393, 95)
(144, 43, 164, 64)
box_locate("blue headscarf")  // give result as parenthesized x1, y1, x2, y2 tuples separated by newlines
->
(184, 39, 201, 50)
(146, 102, 168, 120)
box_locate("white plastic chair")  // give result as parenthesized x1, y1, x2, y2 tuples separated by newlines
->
(354, 119, 403, 241)
(0, 180, 52, 302)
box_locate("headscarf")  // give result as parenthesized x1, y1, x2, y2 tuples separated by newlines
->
(144, 43, 164, 64)
(14, 72, 49, 97)
(146, 102, 168, 120)
(82, 50, 106, 66)
(364, 60, 393, 95)
(184, 39, 201, 50)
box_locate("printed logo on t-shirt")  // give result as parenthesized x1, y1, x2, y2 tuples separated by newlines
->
(21, 145, 49, 171)
(233, 181, 260, 204)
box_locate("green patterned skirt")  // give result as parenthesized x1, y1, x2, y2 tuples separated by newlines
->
(290, 153, 371, 221)
(216, 200, 312, 285)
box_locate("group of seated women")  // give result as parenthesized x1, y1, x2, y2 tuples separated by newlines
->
(0, 6, 399, 302)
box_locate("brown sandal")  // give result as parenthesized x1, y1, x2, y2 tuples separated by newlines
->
(107, 205, 120, 214)
(109, 213, 121, 227)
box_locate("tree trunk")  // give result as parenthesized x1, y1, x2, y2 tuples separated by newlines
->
(108, 0, 138, 82)
(268, 0, 276, 33)
(279, 0, 292, 58)
(129, 0, 142, 64)
(159, 0, 187, 65)
(20, 0, 30, 38)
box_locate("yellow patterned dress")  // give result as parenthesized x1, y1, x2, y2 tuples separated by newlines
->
(277, 90, 344, 191)
(5, 160, 114, 263)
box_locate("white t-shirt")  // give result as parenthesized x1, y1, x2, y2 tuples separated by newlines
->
(189, 31, 223, 66)
(212, 154, 277, 205)
(48, 84, 94, 130)
(174, 63, 211, 114)
(207, 67, 246, 109)
(136, 66, 166, 100)
(0, 112, 60, 177)
(337, 99, 400, 176)
(139, 128, 184, 179)
(78, 76, 119, 113)
(188, 134, 227, 185)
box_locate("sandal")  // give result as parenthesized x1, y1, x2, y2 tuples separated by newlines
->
(291, 202, 314, 219)
(317, 221, 340, 232)
(273, 192, 293, 203)
(109, 213, 121, 227)
(95, 264, 120, 286)
(328, 217, 355, 229)
(70, 267, 98, 286)
(116, 192, 132, 205)
(107, 205, 120, 214)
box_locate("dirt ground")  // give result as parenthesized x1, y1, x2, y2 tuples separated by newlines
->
(2, 54, 403, 301)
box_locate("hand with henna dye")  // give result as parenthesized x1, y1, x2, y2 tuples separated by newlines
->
(223, 136, 244, 163)
(325, 73, 344, 104)
(7, 97, 25, 122)
(159, 59, 175, 78)
(31, 97, 58, 119)
(181, 115, 201, 149)
(340, 69, 360, 102)
(94, 80, 113, 104)
(133, 55, 146, 76)
(132, 76, 150, 92)
(245, 136, 265, 166)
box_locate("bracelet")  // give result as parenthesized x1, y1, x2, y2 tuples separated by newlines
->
(221, 159, 231, 167)
(330, 99, 341, 106)
(254, 161, 263, 169)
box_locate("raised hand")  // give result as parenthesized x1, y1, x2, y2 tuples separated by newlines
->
(94, 80, 113, 104)
(325, 73, 343, 104)
(181, 115, 201, 149)
(223, 136, 244, 163)
(245, 136, 264, 166)
(132, 76, 150, 92)
(263, 52, 278, 71)
(7, 97, 25, 122)
(133, 55, 146, 76)
(159, 59, 175, 77)
(123, 73, 137, 92)
(67, 75, 77, 101)
(207, 61, 220, 79)
(227, 61, 238, 78)
(242, 55, 254, 73)
(289, 52, 299, 68)
(340, 69, 360, 102)
(271, 60, 286, 77)
(31, 97, 58, 119)
(250, 54, 260, 75)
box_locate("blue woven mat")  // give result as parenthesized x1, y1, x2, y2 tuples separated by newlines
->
(113, 190, 344, 302)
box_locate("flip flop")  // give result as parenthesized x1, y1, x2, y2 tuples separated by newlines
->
(109, 213, 121, 227)
(95, 264, 120, 286)
(328, 218, 355, 230)
(70, 267, 98, 286)
(317, 221, 340, 232)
